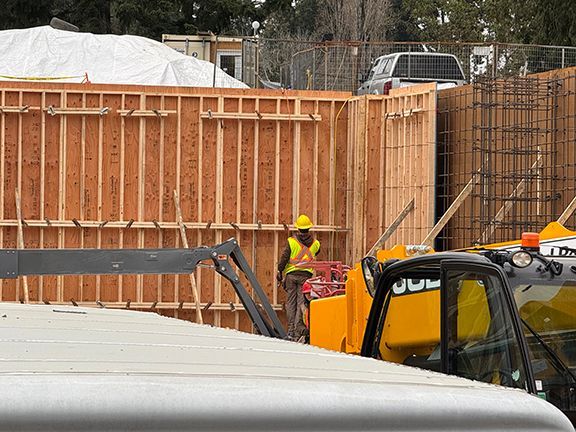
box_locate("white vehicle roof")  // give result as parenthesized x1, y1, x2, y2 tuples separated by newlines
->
(0, 302, 571, 431)
(377, 51, 460, 59)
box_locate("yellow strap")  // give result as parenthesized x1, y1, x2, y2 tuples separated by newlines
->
(0, 74, 84, 81)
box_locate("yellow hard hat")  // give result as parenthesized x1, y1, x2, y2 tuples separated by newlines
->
(294, 214, 313, 230)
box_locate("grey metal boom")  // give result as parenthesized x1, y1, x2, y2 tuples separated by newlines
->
(0, 238, 286, 339)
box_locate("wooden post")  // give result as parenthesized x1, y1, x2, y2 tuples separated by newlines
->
(350, 96, 368, 262)
(366, 198, 415, 257)
(15, 188, 29, 303)
(421, 172, 480, 247)
(173, 190, 203, 324)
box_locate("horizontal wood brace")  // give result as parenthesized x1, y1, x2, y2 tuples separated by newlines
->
(117, 109, 176, 117)
(0, 105, 31, 113)
(201, 110, 322, 121)
(13, 301, 284, 311)
(0, 218, 348, 232)
(385, 108, 424, 119)
(45, 106, 110, 116)
(0, 86, 351, 101)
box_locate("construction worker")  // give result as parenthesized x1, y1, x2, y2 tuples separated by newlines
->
(277, 214, 320, 341)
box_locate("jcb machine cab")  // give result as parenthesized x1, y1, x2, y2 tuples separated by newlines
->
(359, 235, 576, 424)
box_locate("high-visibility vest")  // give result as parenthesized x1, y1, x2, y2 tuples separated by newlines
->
(284, 236, 320, 275)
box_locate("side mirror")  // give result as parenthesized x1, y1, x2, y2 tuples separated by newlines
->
(361, 256, 379, 297)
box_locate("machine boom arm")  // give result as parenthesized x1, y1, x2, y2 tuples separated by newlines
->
(0, 238, 286, 339)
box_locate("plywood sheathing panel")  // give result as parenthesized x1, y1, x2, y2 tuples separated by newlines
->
(0, 80, 439, 331)
(347, 84, 438, 262)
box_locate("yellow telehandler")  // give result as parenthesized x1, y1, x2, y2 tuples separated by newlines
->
(309, 222, 576, 425)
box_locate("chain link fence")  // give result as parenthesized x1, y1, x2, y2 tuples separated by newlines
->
(252, 39, 576, 92)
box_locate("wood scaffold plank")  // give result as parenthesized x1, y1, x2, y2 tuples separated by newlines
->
(173, 190, 203, 324)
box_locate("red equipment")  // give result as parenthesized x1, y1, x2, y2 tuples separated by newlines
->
(301, 261, 350, 332)
(301, 260, 350, 299)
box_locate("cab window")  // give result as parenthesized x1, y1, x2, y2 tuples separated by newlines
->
(366, 58, 381, 81)
(444, 269, 529, 390)
(370, 262, 531, 392)
(514, 280, 576, 409)
(382, 58, 394, 75)
(374, 59, 389, 76)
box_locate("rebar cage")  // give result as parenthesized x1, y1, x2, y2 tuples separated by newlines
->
(437, 74, 576, 249)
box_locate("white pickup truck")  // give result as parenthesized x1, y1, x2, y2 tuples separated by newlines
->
(0, 302, 571, 431)
(358, 52, 467, 95)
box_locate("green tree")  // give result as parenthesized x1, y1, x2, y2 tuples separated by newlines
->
(485, 0, 576, 46)
(401, 0, 486, 42)
(0, 0, 53, 30)
(52, 0, 112, 33)
(181, 0, 263, 35)
(113, 0, 183, 39)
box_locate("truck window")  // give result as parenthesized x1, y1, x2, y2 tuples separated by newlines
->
(383, 58, 394, 75)
(366, 58, 381, 81)
(393, 54, 465, 81)
(375, 59, 390, 76)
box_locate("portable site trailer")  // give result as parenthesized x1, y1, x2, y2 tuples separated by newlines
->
(0, 302, 571, 431)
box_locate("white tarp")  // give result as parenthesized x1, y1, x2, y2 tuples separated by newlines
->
(0, 26, 247, 88)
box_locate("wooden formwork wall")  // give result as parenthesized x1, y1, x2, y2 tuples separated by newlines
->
(348, 83, 437, 260)
(0, 80, 437, 330)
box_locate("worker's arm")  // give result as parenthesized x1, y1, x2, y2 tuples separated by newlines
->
(277, 242, 291, 276)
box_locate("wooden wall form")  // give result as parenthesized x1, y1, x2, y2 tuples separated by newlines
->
(348, 84, 437, 260)
(0, 80, 437, 330)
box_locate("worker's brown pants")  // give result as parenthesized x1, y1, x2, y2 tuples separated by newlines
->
(284, 272, 310, 340)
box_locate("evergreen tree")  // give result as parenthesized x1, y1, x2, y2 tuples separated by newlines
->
(0, 0, 53, 30)
(0, 0, 573, 45)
